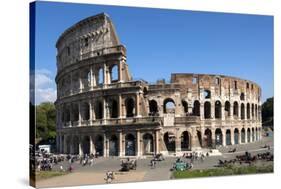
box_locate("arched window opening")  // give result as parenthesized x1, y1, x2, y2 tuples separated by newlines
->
(247, 128, 251, 143)
(226, 129, 231, 145)
(241, 128, 246, 143)
(240, 93, 245, 101)
(82, 102, 90, 121)
(95, 101, 103, 119)
(143, 87, 148, 96)
(149, 100, 158, 116)
(225, 101, 230, 117)
(215, 101, 222, 119)
(215, 77, 220, 85)
(98, 68, 103, 85)
(193, 100, 200, 116)
(247, 103, 250, 119)
(110, 65, 118, 83)
(182, 100, 188, 114)
(125, 98, 135, 117)
(163, 98, 175, 114)
(251, 104, 255, 118)
(241, 103, 245, 120)
(109, 99, 118, 118)
(204, 101, 211, 119)
(204, 90, 211, 99)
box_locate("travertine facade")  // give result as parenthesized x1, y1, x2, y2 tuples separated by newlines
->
(55, 13, 262, 157)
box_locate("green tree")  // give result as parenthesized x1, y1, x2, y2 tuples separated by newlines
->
(36, 102, 56, 143)
(262, 97, 273, 127)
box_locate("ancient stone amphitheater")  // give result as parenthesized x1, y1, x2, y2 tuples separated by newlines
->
(55, 13, 262, 157)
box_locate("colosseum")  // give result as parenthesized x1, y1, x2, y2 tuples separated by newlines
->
(55, 13, 262, 157)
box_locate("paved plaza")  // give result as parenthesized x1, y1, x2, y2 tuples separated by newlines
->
(36, 136, 273, 188)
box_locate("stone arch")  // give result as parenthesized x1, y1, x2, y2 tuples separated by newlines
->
(255, 104, 258, 120)
(63, 105, 71, 123)
(81, 69, 91, 89)
(163, 98, 176, 114)
(109, 135, 118, 156)
(149, 100, 158, 116)
(215, 128, 223, 146)
(204, 101, 211, 119)
(247, 103, 250, 119)
(72, 72, 80, 93)
(193, 100, 200, 116)
(241, 128, 246, 143)
(71, 103, 79, 122)
(125, 97, 135, 117)
(234, 128, 239, 144)
(252, 127, 255, 142)
(72, 136, 80, 155)
(66, 136, 71, 154)
(182, 100, 188, 114)
(240, 103, 245, 120)
(95, 135, 104, 156)
(233, 101, 239, 118)
(247, 128, 251, 143)
(204, 128, 212, 148)
(164, 132, 176, 152)
(142, 133, 154, 155)
(125, 133, 136, 156)
(82, 136, 90, 155)
(251, 104, 255, 119)
(81, 102, 90, 121)
(181, 131, 191, 151)
(215, 100, 222, 119)
(225, 101, 230, 118)
(226, 129, 231, 145)
(110, 64, 118, 83)
(197, 130, 202, 147)
(95, 101, 103, 119)
(109, 98, 118, 118)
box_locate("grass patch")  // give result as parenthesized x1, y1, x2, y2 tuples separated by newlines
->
(173, 165, 273, 179)
(36, 171, 68, 180)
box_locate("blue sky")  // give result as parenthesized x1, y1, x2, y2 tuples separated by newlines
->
(33, 1, 273, 104)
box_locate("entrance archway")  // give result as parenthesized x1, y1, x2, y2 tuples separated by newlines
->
(72, 136, 80, 155)
(82, 136, 90, 155)
(181, 131, 190, 151)
(215, 128, 222, 146)
(125, 134, 136, 156)
(95, 135, 104, 156)
(241, 128, 245, 143)
(143, 133, 154, 155)
(247, 128, 251, 143)
(226, 129, 231, 145)
(234, 129, 239, 144)
(204, 129, 212, 147)
(109, 135, 118, 156)
(164, 132, 176, 152)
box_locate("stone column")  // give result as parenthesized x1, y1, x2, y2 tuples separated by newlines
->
(191, 127, 201, 150)
(103, 97, 107, 120)
(175, 135, 181, 153)
(135, 93, 141, 117)
(230, 103, 233, 119)
(118, 60, 123, 82)
(237, 103, 241, 120)
(136, 130, 141, 156)
(103, 64, 108, 86)
(118, 131, 123, 157)
(63, 135, 67, 154)
(201, 128, 205, 147)
(90, 135, 95, 155)
(222, 130, 226, 146)
(79, 71, 82, 92)
(59, 135, 63, 154)
(79, 138, 83, 156)
(118, 94, 123, 118)
(103, 133, 107, 157)
(238, 129, 241, 144)
(221, 104, 225, 120)
(249, 129, 252, 143)
(230, 128, 234, 145)
(78, 102, 81, 126)
(211, 101, 215, 119)
(70, 72, 73, 95)
(155, 130, 159, 154)
(89, 100, 92, 121)
(90, 66, 94, 90)
(200, 103, 204, 120)
(245, 129, 248, 143)
(211, 129, 216, 148)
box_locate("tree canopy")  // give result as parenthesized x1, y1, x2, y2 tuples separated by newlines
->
(262, 97, 273, 127)
(36, 102, 56, 144)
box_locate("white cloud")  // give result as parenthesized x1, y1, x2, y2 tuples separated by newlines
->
(32, 69, 57, 104)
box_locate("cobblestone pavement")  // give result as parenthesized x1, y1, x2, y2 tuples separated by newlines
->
(36, 136, 273, 188)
